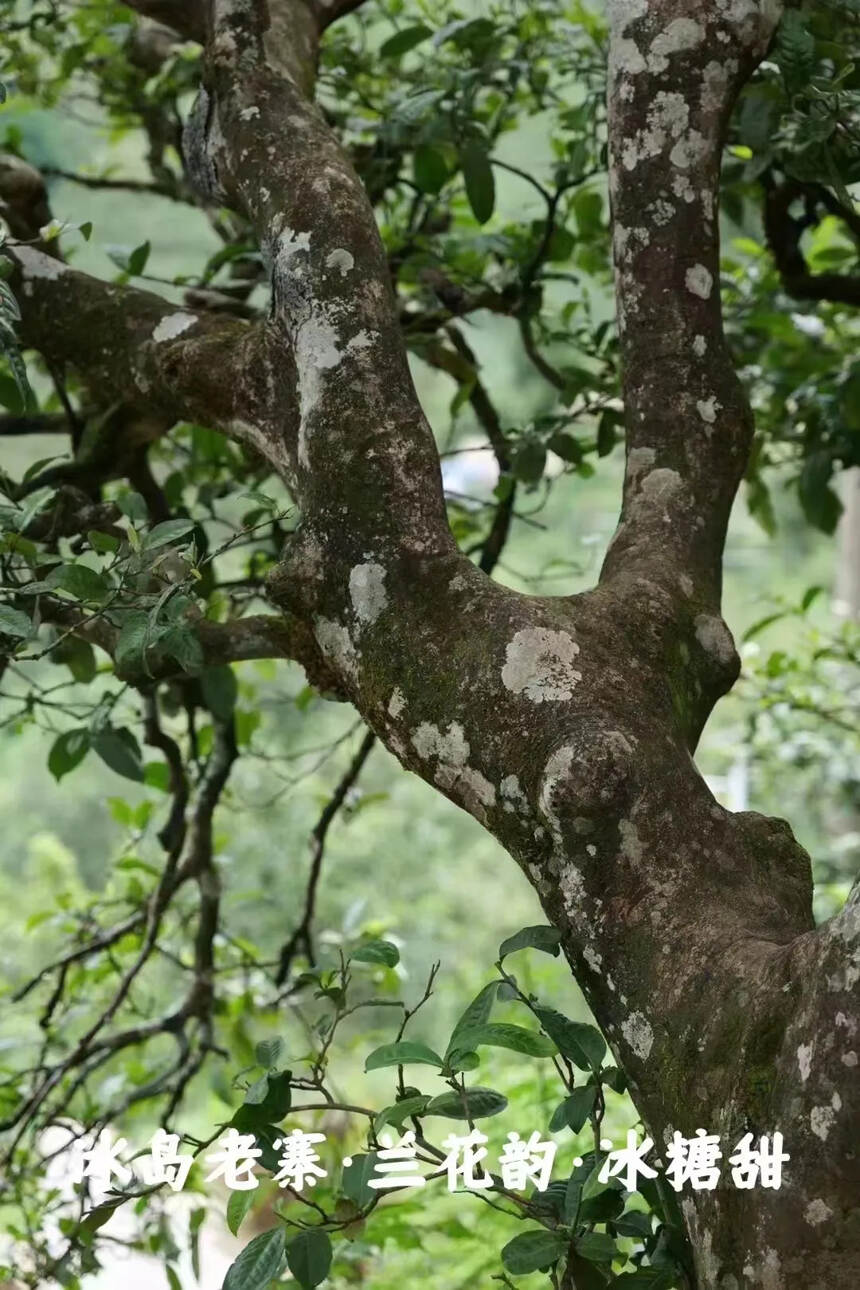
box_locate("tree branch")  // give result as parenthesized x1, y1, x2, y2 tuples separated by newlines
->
(763, 174, 860, 306)
(600, 1, 783, 609)
(275, 726, 376, 983)
(7, 246, 294, 478)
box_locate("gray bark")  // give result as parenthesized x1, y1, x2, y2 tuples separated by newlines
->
(6, 1, 859, 1283)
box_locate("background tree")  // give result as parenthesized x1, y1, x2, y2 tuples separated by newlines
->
(0, 1, 858, 1288)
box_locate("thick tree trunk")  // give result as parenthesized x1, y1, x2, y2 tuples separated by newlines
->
(7, 0, 858, 1282)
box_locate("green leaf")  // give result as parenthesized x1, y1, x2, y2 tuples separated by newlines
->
(233, 1072, 291, 1127)
(600, 1066, 627, 1094)
(413, 144, 449, 194)
(350, 939, 399, 967)
(87, 529, 120, 554)
(54, 636, 96, 682)
(611, 1269, 674, 1288)
(380, 24, 433, 57)
(613, 1210, 653, 1238)
(800, 585, 824, 613)
(775, 10, 816, 92)
(460, 141, 495, 224)
(48, 729, 90, 781)
(341, 1153, 380, 1206)
(563, 1174, 582, 1224)
(365, 1041, 443, 1072)
(575, 1231, 617, 1263)
(501, 1229, 567, 1275)
(548, 432, 583, 465)
(799, 453, 842, 534)
(255, 1037, 284, 1069)
(166, 1267, 181, 1290)
(597, 410, 619, 457)
(446, 981, 498, 1055)
(45, 562, 110, 603)
(128, 240, 151, 276)
(567, 1254, 612, 1289)
(92, 728, 144, 782)
(286, 1229, 332, 1290)
(549, 1085, 597, 1133)
(0, 605, 32, 639)
(223, 1227, 285, 1290)
(445, 1048, 479, 1073)
(513, 441, 547, 484)
(244, 1074, 270, 1105)
(533, 1006, 606, 1071)
(226, 1188, 256, 1239)
(162, 624, 204, 674)
(498, 925, 561, 960)
(143, 518, 195, 550)
(425, 1086, 507, 1120)
(201, 665, 238, 720)
(373, 1096, 430, 1132)
(580, 1186, 624, 1224)
(742, 611, 786, 642)
(452, 1023, 556, 1058)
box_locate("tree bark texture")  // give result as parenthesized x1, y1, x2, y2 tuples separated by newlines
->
(5, 1, 859, 1283)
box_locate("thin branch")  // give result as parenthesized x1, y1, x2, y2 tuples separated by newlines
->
(275, 727, 377, 983)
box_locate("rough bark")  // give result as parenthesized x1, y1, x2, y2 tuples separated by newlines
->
(7, 0, 859, 1284)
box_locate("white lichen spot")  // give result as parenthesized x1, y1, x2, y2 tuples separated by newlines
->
(842, 1050, 857, 1067)
(412, 722, 495, 816)
(20, 248, 68, 288)
(611, 36, 646, 80)
(560, 862, 587, 911)
(539, 745, 575, 842)
(810, 1104, 836, 1141)
(672, 172, 696, 203)
(696, 396, 719, 425)
(500, 774, 528, 814)
(685, 264, 713, 298)
(501, 628, 582, 703)
(805, 1198, 832, 1226)
(694, 614, 735, 666)
(349, 562, 388, 628)
(619, 819, 644, 864)
(412, 721, 469, 765)
(325, 248, 355, 277)
(239, 105, 260, 120)
(621, 1011, 654, 1060)
(346, 328, 374, 353)
(701, 59, 737, 113)
(760, 1249, 781, 1290)
(835, 1010, 857, 1037)
(648, 19, 705, 73)
(648, 197, 676, 226)
(797, 1043, 813, 1083)
(583, 945, 602, 972)
(669, 128, 708, 171)
(679, 574, 694, 598)
(628, 446, 656, 482)
(607, 0, 648, 36)
(622, 91, 690, 171)
(314, 617, 359, 683)
(388, 686, 406, 719)
(152, 312, 197, 343)
(693, 333, 707, 357)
